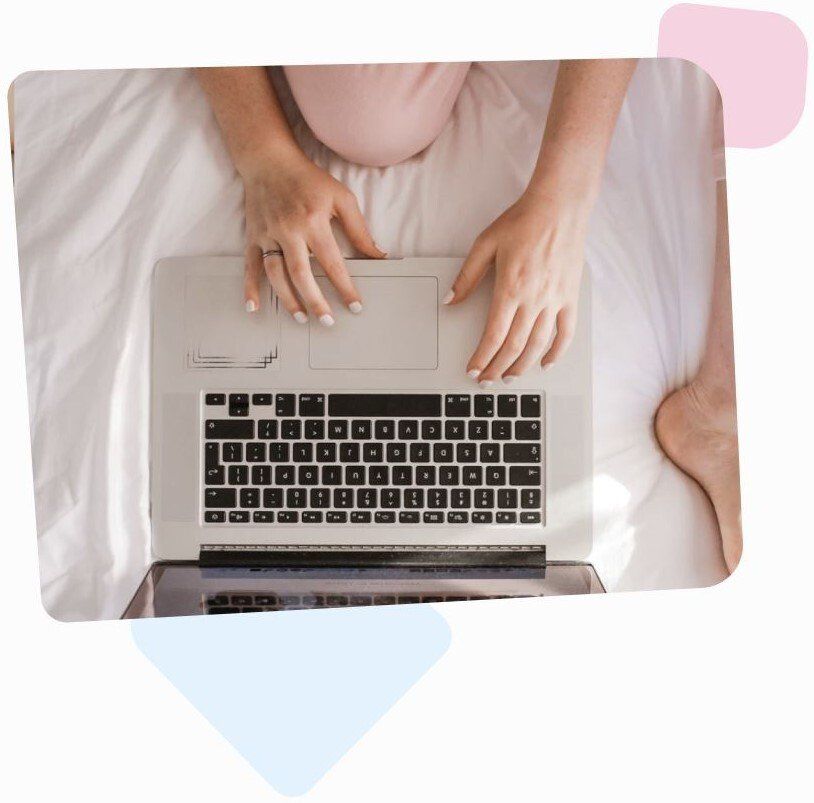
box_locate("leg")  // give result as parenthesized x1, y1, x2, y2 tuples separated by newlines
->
(655, 181, 742, 572)
(283, 63, 470, 167)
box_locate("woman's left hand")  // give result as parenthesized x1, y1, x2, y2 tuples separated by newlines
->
(445, 190, 589, 385)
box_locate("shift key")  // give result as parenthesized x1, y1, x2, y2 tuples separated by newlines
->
(204, 488, 237, 508)
(205, 419, 255, 439)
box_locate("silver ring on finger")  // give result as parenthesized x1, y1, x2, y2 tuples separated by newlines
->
(261, 248, 284, 260)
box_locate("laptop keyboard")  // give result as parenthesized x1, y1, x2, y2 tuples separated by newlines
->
(202, 392, 544, 526)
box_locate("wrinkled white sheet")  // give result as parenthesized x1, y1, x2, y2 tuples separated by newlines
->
(13, 60, 728, 621)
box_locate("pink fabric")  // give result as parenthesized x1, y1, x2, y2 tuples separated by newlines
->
(283, 63, 471, 167)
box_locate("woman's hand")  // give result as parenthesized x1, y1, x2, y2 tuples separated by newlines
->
(445, 190, 588, 384)
(241, 145, 385, 325)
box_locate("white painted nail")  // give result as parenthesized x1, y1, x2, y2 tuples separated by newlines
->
(293, 311, 308, 324)
(349, 301, 363, 314)
(319, 314, 335, 327)
(245, 299, 257, 313)
(441, 290, 455, 305)
(467, 369, 481, 380)
(479, 379, 494, 388)
(503, 375, 516, 385)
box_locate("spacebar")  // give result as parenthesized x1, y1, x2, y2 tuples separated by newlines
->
(328, 394, 442, 417)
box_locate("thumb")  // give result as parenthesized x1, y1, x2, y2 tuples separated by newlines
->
(445, 235, 494, 305)
(336, 192, 387, 259)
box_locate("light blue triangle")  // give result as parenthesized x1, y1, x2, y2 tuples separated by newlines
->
(131, 606, 450, 796)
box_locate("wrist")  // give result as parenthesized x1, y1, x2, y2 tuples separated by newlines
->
(234, 135, 305, 181)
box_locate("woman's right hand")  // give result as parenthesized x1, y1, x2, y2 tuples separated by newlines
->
(241, 144, 385, 325)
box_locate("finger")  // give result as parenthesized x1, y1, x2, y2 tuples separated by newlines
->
(309, 225, 363, 313)
(541, 307, 577, 368)
(335, 192, 386, 259)
(504, 308, 556, 380)
(479, 306, 539, 383)
(243, 246, 264, 312)
(280, 237, 335, 325)
(466, 293, 518, 384)
(444, 235, 495, 305)
(261, 249, 307, 323)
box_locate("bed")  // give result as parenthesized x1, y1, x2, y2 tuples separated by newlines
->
(13, 59, 728, 621)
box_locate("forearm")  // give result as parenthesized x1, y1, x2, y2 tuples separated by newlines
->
(527, 59, 637, 209)
(195, 66, 301, 176)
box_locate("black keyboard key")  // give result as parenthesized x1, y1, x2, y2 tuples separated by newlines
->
(398, 420, 419, 440)
(205, 466, 225, 485)
(474, 394, 494, 417)
(268, 442, 289, 462)
(317, 442, 337, 462)
(298, 465, 319, 485)
(222, 442, 243, 462)
(205, 420, 254, 439)
(421, 420, 442, 440)
(521, 512, 542, 524)
(497, 512, 517, 524)
(275, 465, 295, 485)
(299, 394, 325, 416)
(486, 466, 506, 486)
(340, 442, 360, 462)
(497, 394, 518, 417)
(423, 512, 444, 524)
(439, 466, 459, 485)
(204, 510, 226, 523)
(278, 510, 299, 523)
(474, 488, 494, 509)
(504, 443, 541, 463)
(510, 466, 541, 486)
(479, 443, 500, 463)
(427, 489, 447, 509)
(258, 419, 278, 439)
(276, 394, 296, 416)
(329, 420, 349, 439)
(322, 465, 342, 485)
(456, 443, 477, 463)
(227, 465, 248, 485)
(369, 466, 389, 485)
(240, 488, 260, 508)
(472, 511, 493, 524)
(444, 420, 465, 440)
(451, 488, 470, 508)
(386, 442, 407, 462)
(404, 488, 424, 508)
(302, 511, 323, 524)
(329, 394, 441, 417)
(205, 442, 219, 468)
(467, 420, 489, 440)
(282, 420, 302, 440)
(334, 488, 354, 508)
(351, 511, 372, 523)
(498, 488, 518, 509)
(253, 511, 274, 523)
(357, 488, 377, 508)
(433, 443, 453, 462)
(410, 443, 431, 462)
(375, 511, 396, 524)
(381, 489, 401, 508)
(491, 420, 512, 440)
(293, 443, 313, 462)
(393, 465, 413, 485)
(286, 488, 307, 508)
(205, 393, 226, 406)
(305, 419, 325, 440)
(345, 465, 365, 485)
(462, 466, 483, 486)
(251, 465, 271, 485)
(521, 488, 542, 508)
(363, 442, 384, 462)
(229, 510, 250, 523)
(521, 394, 541, 418)
(252, 393, 272, 406)
(399, 512, 420, 524)
(327, 511, 348, 523)
(351, 420, 372, 440)
(515, 420, 542, 440)
(375, 420, 395, 440)
(415, 466, 436, 485)
(311, 488, 331, 508)
(445, 394, 471, 417)
(246, 443, 265, 462)
(447, 512, 468, 523)
(229, 393, 248, 407)
(263, 488, 283, 508)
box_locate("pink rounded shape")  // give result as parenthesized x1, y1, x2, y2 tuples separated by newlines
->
(658, 4, 808, 147)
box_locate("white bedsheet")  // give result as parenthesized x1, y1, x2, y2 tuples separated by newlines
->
(13, 60, 728, 621)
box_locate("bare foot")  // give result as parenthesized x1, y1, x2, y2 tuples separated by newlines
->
(655, 379, 742, 573)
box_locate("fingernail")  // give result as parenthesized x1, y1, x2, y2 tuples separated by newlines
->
(467, 369, 481, 380)
(503, 375, 516, 385)
(349, 301, 363, 314)
(319, 314, 335, 327)
(442, 290, 455, 305)
(541, 362, 553, 372)
(479, 379, 494, 388)
(293, 311, 308, 324)
(245, 299, 257, 313)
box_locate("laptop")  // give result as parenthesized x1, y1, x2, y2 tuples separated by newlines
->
(123, 256, 601, 618)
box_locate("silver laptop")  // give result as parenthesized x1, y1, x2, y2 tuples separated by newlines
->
(124, 256, 600, 617)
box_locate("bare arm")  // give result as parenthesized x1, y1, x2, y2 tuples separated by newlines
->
(196, 67, 384, 325)
(449, 59, 637, 383)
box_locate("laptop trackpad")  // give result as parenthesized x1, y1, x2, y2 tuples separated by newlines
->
(309, 276, 438, 370)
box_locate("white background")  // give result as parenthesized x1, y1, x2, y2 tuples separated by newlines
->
(1, 1, 811, 800)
